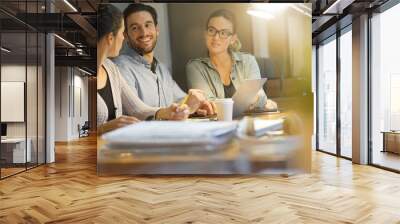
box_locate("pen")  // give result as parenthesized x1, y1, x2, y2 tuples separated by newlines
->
(180, 94, 190, 108)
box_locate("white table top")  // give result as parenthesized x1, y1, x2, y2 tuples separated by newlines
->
(1, 138, 29, 143)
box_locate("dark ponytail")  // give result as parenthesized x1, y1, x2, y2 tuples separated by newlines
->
(97, 4, 123, 41)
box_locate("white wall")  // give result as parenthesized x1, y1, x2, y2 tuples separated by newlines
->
(1, 65, 31, 137)
(54, 67, 89, 141)
(55, 66, 69, 141)
(71, 74, 89, 138)
(1, 65, 26, 140)
(1, 64, 46, 164)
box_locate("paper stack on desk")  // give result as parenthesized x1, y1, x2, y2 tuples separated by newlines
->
(102, 121, 238, 149)
(253, 118, 284, 135)
(238, 117, 284, 137)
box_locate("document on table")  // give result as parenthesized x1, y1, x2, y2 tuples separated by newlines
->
(253, 118, 284, 135)
(238, 117, 284, 137)
(102, 121, 238, 147)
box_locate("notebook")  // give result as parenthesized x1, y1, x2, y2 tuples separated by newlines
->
(102, 121, 238, 147)
(238, 117, 284, 137)
(232, 78, 267, 118)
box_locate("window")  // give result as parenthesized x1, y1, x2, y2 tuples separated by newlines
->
(0, 0, 47, 179)
(370, 2, 400, 171)
(317, 36, 337, 154)
(339, 27, 352, 158)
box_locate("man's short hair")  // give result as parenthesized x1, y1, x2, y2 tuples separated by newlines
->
(123, 3, 158, 28)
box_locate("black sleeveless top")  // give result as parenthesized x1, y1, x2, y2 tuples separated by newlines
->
(98, 69, 116, 121)
(224, 81, 236, 98)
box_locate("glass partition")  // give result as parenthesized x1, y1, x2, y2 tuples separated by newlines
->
(0, 29, 28, 178)
(0, 0, 46, 179)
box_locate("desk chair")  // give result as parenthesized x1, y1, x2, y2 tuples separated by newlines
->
(78, 121, 90, 138)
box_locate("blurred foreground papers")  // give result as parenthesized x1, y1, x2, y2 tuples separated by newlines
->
(102, 121, 238, 148)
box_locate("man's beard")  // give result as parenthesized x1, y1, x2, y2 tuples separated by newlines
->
(128, 36, 157, 56)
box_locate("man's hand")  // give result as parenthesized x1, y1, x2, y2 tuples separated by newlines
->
(157, 103, 190, 120)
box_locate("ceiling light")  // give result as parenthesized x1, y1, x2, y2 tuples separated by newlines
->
(63, 0, 78, 12)
(323, 0, 341, 14)
(77, 67, 93, 76)
(323, 0, 354, 14)
(76, 49, 86, 55)
(54, 34, 75, 48)
(1, 47, 11, 53)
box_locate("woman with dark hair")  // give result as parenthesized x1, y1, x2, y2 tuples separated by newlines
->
(186, 9, 277, 111)
(97, 4, 189, 134)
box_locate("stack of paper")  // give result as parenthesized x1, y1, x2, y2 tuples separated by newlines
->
(253, 118, 284, 136)
(102, 121, 238, 149)
(238, 117, 284, 137)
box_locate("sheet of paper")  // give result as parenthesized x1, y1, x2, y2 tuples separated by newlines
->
(102, 121, 238, 146)
(253, 118, 284, 134)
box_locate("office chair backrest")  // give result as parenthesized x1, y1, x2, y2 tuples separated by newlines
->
(82, 121, 90, 130)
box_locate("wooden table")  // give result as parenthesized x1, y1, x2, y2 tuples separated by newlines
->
(97, 112, 308, 175)
(381, 131, 400, 154)
(1, 138, 32, 166)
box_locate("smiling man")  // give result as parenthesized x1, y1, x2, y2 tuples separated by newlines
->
(113, 3, 214, 116)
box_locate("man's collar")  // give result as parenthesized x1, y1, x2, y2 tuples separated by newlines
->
(150, 57, 158, 73)
(121, 44, 156, 66)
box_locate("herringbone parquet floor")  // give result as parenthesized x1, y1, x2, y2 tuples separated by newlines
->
(1, 136, 400, 224)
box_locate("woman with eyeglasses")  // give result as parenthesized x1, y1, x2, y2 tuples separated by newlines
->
(97, 4, 189, 134)
(186, 9, 277, 112)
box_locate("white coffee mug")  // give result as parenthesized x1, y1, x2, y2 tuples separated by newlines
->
(213, 98, 234, 121)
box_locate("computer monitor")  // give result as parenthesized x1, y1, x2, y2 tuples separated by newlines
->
(1, 123, 7, 137)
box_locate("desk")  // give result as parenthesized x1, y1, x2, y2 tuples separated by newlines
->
(1, 138, 31, 164)
(382, 131, 400, 154)
(97, 112, 307, 175)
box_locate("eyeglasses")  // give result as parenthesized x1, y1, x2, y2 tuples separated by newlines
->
(206, 26, 233, 39)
